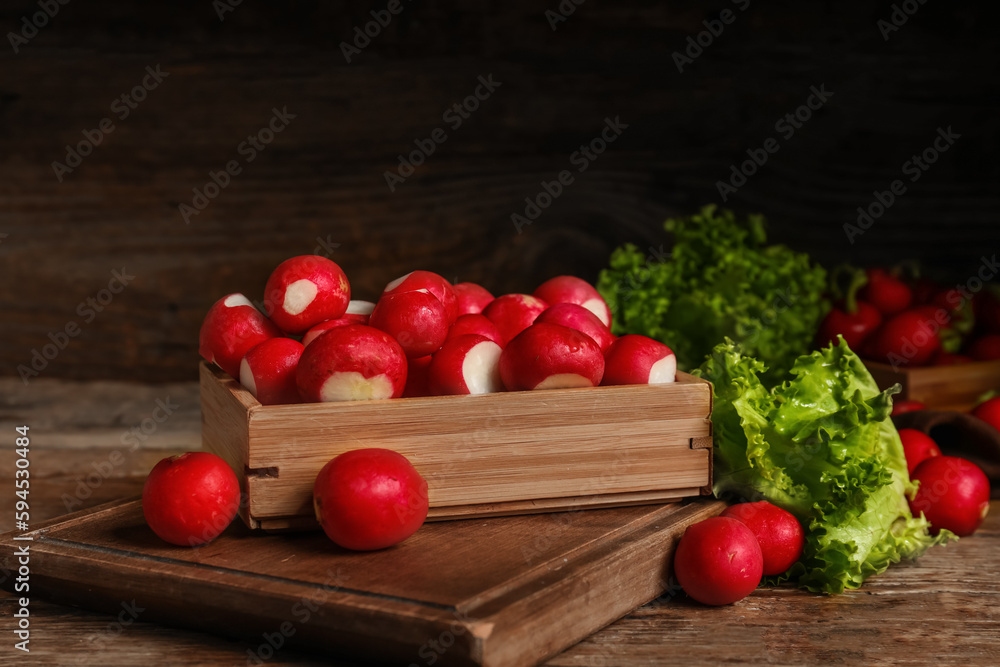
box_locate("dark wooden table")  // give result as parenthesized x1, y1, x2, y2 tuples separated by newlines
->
(2, 377, 999, 666)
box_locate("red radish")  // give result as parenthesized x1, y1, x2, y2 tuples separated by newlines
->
(199, 293, 282, 379)
(446, 313, 503, 346)
(142, 452, 240, 547)
(972, 397, 1000, 433)
(909, 455, 990, 536)
(239, 338, 304, 405)
(860, 268, 912, 315)
(891, 399, 926, 416)
(968, 334, 1000, 361)
(301, 300, 377, 346)
(482, 293, 549, 345)
(313, 449, 428, 551)
(263, 255, 351, 333)
(898, 428, 942, 476)
(401, 355, 434, 398)
(816, 301, 882, 350)
(499, 323, 604, 391)
(534, 303, 615, 352)
(453, 282, 495, 315)
(533, 275, 612, 327)
(602, 335, 676, 386)
(867, 310, 940, 367)
(673, 517, 763, 606)
(932, 350, 973, 366)
(720, 501, 804, 576)
(382, 270, 459, 324)
(369, 290, 450, 359)
(296, 325, 407, 402)
(428, 334, 504, 396)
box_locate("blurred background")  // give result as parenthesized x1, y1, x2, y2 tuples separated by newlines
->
(1, 0, 998, 383)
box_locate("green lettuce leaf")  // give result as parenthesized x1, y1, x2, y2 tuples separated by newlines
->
(694, 337, 954, 594)
(597, 205, 827, 383)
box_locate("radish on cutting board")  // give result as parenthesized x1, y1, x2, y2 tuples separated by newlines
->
(601, 335, 676, 386)
(263, 255, 351, 334)
(239, 337, 304, 405)
(199, 293, 282, 379)
(429, 334, 504, 396)
(296, 324, 407, 402)
(533, 275, 612, 327)
(499, 323, 604, 391)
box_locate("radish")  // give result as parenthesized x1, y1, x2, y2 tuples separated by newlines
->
(296, 325, 407, 402)
(860, 268, 913, 315)
(601, 335, 676, 385)
(534, 303, 615, 352)
(446, 313, 503, 346)
(499, 323, 604, 391)
(972, 396, 1000, 433)
(673, 517, 763, 606)
(301, 302, 376, 346)
(533, 275, 612, 327)
(239, 337, 304, 405)
(369, 290, 450, 359)
(453, 282, 495, 315)
(720, 501, 804, 576)
(482, 293, 548, 345)
(898, 428, 942, 476)
(816, 301, 882, 350)
(909, 455, 990, 536)
(199, 293, 282, 379)
(263, 255, 351, 333)
(401, 355, 434, 398)
(313, 448, 428, 551)
(867, 310, 940, 367)
(143, 452, 240, 547)
(429, 334, 504, 396)
(382, 270, 459, 324)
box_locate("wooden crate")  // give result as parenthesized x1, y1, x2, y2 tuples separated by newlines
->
(865, 358, 1000, 412)
(200, 362, 713, 531)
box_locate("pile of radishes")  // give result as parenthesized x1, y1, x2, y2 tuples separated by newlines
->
(198, 255, 677, 405)
(817, 267, 1000, 367)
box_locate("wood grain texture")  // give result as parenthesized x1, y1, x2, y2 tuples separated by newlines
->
(0, 498, 729, 667)
(865, 358, 1000, 412)
(1, 1, 998, 383)
(1, 378, 999, 666)
(200, 362, 712, 528)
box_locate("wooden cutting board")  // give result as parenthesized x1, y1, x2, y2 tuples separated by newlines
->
(0, 498, 725, 667)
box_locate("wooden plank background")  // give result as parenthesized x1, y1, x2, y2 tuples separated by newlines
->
(1, 0, 998, 382)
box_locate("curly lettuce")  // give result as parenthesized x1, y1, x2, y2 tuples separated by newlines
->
(597, 205, 827, 383)
(694, 337, 954, 594)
